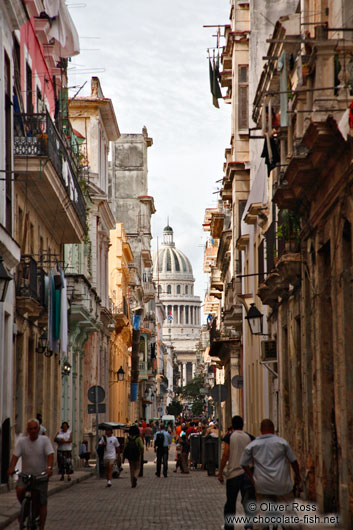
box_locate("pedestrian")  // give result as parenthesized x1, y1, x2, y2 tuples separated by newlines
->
(8, 418, 54, 530)
(123, 425, 144, 488)
(98, 427, 120, 487)
(37, 413, 47, 435)
(206, 421, 219, 438)
(154, 423, 172, 477)
(218, 415, 255, 530)
(240, 418, 302, 529)
(54, 421, 73, 482)
(144, 423, 153, 450)
(78, 440, 90, 467)
(179, 432, 190, 474)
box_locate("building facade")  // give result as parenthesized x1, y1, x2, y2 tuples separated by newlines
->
(66, 76, 120, 451)
(153, 225, 201, 390)
(0, 0, 26, 484)
(108, 223, 133, 424)
(109, 130, 157, 420)
(203, 0, 353, 526)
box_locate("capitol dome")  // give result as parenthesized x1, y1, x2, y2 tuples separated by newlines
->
(153, 225, 194, 280)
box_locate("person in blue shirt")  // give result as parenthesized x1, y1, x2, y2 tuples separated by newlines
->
(153, 424, 172, 477)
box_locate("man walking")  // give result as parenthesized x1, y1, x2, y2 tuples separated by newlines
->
(218, 416, 255, 530)
(98, 427, 120, 487)
(154, 423, 172, 477)
(8, 419, 54, 530)
(240, 418, 301, 529)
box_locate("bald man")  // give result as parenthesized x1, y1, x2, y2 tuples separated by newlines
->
(8, 419, 54, 530)
(240, 419, 301, 529)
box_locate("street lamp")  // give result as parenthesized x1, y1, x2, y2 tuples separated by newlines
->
(62, 360, 72, 376)
(117, 366, 125, 382)
(245, 303, 263, 335)
(36, 331, 48, 354)
(0, 256, 12, 303)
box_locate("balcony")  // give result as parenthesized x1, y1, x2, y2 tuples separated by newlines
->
(16, 256, 41, 317)
(210, 267, 223, 292)
(142, 280, 155, 302)
(14, 112, 86, 243)
(138, 361, 148, 380)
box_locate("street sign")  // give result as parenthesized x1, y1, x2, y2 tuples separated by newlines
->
(88, 403, 106, 414)
(88, 386, 105, 404)
(209, 384, 227, 403)
(231, 375, 243, 389)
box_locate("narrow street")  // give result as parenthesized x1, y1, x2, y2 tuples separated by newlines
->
(6, 448, 226, 530)
(4, 447, 343, 530)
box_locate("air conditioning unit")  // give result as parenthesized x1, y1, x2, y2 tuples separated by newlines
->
(261, 340, 277, 362)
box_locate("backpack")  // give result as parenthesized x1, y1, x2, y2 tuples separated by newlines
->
(155, 432, 165, 449)
(96, 435, 106, 459)
(124, 436, 140, 461)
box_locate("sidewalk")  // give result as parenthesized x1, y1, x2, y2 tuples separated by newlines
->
(0, 468, 94, 529)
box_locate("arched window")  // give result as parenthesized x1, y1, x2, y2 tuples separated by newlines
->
(167, 285, 172, 294)
(177, 285, 181, 294)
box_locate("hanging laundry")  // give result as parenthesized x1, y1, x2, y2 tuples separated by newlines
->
(48, 270, 60, 354)
(60, 269, 68, 357)
(277, 51, 289, 127)
(261, 135, 280, 176)
(133, 314, 141, 331)
(209, 57, 222, 108)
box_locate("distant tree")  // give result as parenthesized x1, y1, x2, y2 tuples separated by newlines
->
(166, 399, 182, 416)
(181, 374, 206, 418)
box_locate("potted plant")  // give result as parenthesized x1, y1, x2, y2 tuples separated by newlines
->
(276, 209, 301, 253)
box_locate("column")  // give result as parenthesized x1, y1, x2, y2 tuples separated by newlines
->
(192, 363, 195, 378)
(183, 363, 187, 386)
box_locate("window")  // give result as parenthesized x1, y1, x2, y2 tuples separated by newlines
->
(26, 62, 33, 114)
(238, 65, 248, 130)
(185, 285, 188, 295)
(167, 285, 172, 294)
(177, 285, 181, 294)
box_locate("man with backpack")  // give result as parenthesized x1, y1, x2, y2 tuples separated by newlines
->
(154, 424, 172, 478)
(123, 425, 144, 488)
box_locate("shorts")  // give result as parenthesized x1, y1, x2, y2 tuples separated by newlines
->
(104, 458, 116, 466)
(17, 476, 49, 506)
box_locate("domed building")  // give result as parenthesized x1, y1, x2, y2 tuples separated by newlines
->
(153, 224, 201, 387)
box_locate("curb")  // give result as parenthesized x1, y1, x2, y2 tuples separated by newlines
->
(0, 472, 93, 529)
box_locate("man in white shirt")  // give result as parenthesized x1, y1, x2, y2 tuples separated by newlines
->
(8, 419, 54, 530)
(218, 416, 254, 530)
(240, 419, 301, 529)
(98, 428, 120, 487)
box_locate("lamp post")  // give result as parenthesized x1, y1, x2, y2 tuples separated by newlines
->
(36, 331, 48, 355)
(62, 360, 72, 376)
(245, 303, 264, 335)
(117, 366, 125, 382)
(0, 256, 12, 303)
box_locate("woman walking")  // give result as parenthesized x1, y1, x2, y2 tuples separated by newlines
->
(55, 421, 73, 481)
(123, 425, 144, 488)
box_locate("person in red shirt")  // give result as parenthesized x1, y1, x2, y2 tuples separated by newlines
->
(186, 421, 197, 439)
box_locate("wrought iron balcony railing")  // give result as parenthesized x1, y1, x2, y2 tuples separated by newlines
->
(14, 112, 86, 229)
(16, 255, 39, 300)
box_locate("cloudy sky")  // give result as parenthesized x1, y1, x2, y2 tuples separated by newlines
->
(69, 1, 231, 303)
